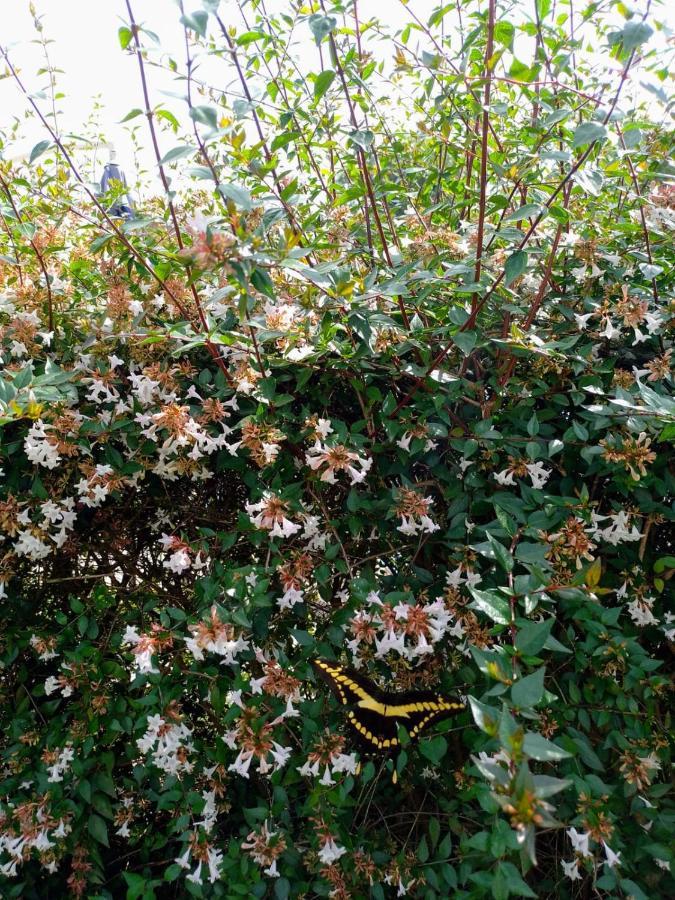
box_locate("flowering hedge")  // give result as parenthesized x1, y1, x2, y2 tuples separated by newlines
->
(0, 1, 673, 898)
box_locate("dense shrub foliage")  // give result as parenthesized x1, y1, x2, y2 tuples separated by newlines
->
(0, 1, 673, 897)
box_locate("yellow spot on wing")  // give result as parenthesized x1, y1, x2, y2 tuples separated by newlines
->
(356, 696, 387, 715)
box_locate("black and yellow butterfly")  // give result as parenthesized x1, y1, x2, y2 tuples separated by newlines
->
(312, 658, 465, 754)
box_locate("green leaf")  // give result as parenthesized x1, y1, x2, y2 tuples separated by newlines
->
(314, 69, 336, 99)
(619, 21, 653, 52)
(88, 813, 109, 846)
(119, 108, 144, 123)
(523, 733, 572, 761)
(124, 872, 149, 899)
(504, 250, 528, 287)
(532, 774, 572, 798)
(159, 145, 195, 165)
(420, 735, 447, 765)
(258, 377, 277, 400)
(271, 131, 299, 152)
(251, 267, 275, 298)
(622, 126, 643, 148)
(572, 122, 607, 148)
(429, 816, 440, 849)
(29, 140, 51, 163)
(498, 862, 537, 898)
(308, 13, 337, 45)
(349, 129, 375, 151)
(218, 183, 252, 210)
(453, 330, 477, 356)
(509, 58, 538, 82)
(494, 504, 516, 537)
(654, 556, 675, 574)
(486, 531, 514, 573)
(190, 105, 218, 130)
(92, 792, 113, 818)
(468, 696, 500, 735)
(511, 667, 545, 708)
(274, 878, 290, 900)
(118, 26, 133, 49)
(237, 31, 267, 46)
(515, 618, 553, 655)
(505, 203, 542, 222)
(468, 588, 511, 625)
(494, 22, 515, 49)
(180, 11, 208, 37)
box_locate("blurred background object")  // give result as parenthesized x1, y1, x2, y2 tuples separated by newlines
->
(100, 144, 134, 218)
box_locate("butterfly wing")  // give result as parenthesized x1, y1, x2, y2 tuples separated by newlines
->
(312, 659, 465, 753)
(311, 659, 381, 707)
(382, 690, 465, 743)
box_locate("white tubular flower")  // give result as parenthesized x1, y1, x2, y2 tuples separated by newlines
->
(561, 859, 582, 881)
(603, 842, 621, 869)
(567, 827, 591, 858)
(318, 838, 346, 864)
(246, 495, 300, 539)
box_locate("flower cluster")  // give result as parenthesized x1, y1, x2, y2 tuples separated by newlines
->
(136, 711, 195, 775)
(346, 592, 458, 664)
(297, 732, 358, 785)
(185, 606, 249, 664)
(305, 441, 372, 485)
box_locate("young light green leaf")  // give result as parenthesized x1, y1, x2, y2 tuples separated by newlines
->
(314, 69, 336, 99)
(118, 26, 133, 49)
(494, 21, 515, 49)
(119, 108, 144, 123)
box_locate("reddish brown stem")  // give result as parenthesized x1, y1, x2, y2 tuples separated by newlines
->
(616, 124, 659, 308)
(470, 0, 496, 320)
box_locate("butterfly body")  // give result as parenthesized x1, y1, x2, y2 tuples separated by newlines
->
(312, 659, 465, 753)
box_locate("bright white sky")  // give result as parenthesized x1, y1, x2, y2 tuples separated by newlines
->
(1, 0, 434, 185)
(1, 0, 670, 193)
